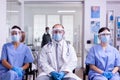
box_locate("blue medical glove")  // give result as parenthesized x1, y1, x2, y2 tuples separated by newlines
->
(102, 71, 113, 79)
(11, 67, 23, 77)
(11, 67, 18, 71)
(58, 71, 65, 79)
(50, 71, 60, 80)
(17, 67, 23, 77)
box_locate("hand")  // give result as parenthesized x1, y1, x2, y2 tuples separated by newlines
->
(102, 71, 113, 79)
(50, 71, 60, 80)
(11, 67, 23, 77)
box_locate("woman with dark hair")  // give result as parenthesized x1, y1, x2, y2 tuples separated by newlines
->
(85, 27, 120, 80)
(0, 25, 34, 80)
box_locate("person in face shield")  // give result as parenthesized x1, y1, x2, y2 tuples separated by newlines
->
(85, 27, 120, 80)
(0, 25, 34, 80)
(36, 24, 81, 80)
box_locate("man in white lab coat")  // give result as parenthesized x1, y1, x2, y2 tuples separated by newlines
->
(36, 24, 81, 80)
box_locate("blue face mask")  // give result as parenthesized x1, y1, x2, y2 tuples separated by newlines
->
(52, 33, 63, 41)
(100, 35, 110, 43)
(11, 35, 20, 42)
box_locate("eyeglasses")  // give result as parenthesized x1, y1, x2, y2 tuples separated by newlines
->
(53, 30, 64, 34)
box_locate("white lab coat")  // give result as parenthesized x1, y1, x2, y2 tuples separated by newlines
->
(37, 40, 81, 80)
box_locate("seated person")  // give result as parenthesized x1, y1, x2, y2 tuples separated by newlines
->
(0, 25, 34, 80)
(85, 27, 120, 80)
(36, 24, 81, 80)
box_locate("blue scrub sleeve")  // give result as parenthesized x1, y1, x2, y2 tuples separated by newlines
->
(1, 44, 7, 60)
(24, 47, 34, 63)
(114, 49, 120, 66)
(85, 47, 95, 65)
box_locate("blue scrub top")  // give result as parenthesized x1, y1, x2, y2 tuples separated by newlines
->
(85, 44, 120, 77)
(1, 43, 34, 68)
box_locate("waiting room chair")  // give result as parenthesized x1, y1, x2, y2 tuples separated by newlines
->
(24, 63, 38, 80)
(73, 69, 75, 73)
(83, 65, 90, 80)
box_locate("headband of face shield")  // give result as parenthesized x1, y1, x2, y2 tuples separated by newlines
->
(98, 31, 111, 36)
(52, 27, 64, 41)
(99, 31, 111, 43)
(11, 28, 21, 42)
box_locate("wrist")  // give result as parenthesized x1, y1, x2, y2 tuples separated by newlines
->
(11, 66, 15, 70)
(21, 67, 23, 70)
(101, 71, 104, 74)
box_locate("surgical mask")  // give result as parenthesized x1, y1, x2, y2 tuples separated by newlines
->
(52, 33, 63, 41)
(11, 35, 20, 42)
(100, 35, 110, 43)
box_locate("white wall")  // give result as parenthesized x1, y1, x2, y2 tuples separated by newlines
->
(107, 2, 120, 17)
(84, 0, 106, 50)
(0, 0, 7, 56)
(83, 0, 106, 67)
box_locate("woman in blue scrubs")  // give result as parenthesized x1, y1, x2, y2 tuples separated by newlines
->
(86, 27, 120, 80)
(0, 25, 34, 80)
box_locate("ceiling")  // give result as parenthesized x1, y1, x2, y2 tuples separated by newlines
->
(7, 0, 18, 2)
(7, 0, 120, 3)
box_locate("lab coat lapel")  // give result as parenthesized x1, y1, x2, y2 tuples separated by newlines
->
(62, 41, 69, 62)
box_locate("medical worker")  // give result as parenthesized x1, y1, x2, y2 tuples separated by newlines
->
(36, 24, 81, 80)
(0, 25, 34, 80)
(85, 27, 120, 80)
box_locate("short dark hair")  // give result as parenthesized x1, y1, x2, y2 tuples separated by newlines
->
(98, 27, 110, 34)
(45, 27, 49, 30)
(11, 25, 21, 30)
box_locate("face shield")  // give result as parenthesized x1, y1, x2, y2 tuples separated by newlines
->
(52, 27, 64, 42)
(98, 31, 111, 43)
(11, 28, 21, 42)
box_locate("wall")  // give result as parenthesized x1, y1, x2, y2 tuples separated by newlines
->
(107, 1, 120, 49)
(83, 0, 106, 67)
(7, 2, 21, 28)
(0, 0, 7, 57)
(107, 2, 120, 17)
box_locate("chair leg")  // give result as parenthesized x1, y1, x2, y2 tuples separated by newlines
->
(83, 73, 86, 80)
(33, 73, 35, 80)
(26, 74, 28, 80)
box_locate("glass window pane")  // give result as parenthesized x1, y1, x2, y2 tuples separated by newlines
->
(62, 15, 73, 44)
(47, 15, 60, 30)
(34, 15, 46, 45)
